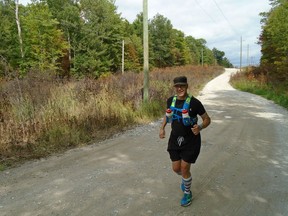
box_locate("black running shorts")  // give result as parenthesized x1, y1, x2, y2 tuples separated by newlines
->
(167, 133, 201, 164)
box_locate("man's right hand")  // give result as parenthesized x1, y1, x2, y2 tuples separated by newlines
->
(159, 128, 165, 139)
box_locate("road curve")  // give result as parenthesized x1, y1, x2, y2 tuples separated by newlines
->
(0, 68, 287, 216)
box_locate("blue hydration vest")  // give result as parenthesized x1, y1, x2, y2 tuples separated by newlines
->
(170, 95, 198, 126)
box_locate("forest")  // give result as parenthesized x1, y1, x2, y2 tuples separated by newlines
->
(0, 0, 233, 78)
(258, 0, 288, 85)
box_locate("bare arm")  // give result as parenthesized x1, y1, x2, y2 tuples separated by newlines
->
(191, 112, 211, 135)
(159, 116, 167, 139)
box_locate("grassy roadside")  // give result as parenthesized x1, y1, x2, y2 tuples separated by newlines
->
(0, 66, 224, 170)
(230, 69, 288, 109)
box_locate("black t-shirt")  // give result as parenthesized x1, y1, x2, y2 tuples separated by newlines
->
(167, 95, 206, 137)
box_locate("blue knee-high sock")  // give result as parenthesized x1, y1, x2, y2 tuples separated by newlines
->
(182, 176, 192, 194)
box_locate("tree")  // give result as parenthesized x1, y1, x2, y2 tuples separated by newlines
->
(185, 36, 201, 65)
(149, 13, 174, 67)
(212, 47, 233, 67)
(212, 48, 224, 65)
(21, 2, 68, 72)
(46, 0, 82, 75)
(132, 13, 144, 42)
(204, 48, 215, 66)
(222, 57, 233, 68)
(0, 0, 22, 73)
(15, 0, 24, 58)
(192, 38, 215, 66)
(259, 0, 288, 83)
(122, 20, 142, 72)
(0, 0, 231, 77)
(171, 29, 192, 66)
(73, 0, 124, 77)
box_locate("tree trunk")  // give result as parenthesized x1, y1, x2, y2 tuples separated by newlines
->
(15, 0, 24, 58)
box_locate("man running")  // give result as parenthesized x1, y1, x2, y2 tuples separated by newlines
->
(159, 76, 211, 207)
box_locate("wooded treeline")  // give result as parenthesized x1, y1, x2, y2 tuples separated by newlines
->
(0, 0, 232, 78)
(259, 0, 288, 85)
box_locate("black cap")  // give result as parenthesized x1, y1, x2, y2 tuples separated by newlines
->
(173, 76, 188, 86)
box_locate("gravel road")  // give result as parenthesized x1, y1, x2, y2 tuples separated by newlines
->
(1, 68, 288, 216)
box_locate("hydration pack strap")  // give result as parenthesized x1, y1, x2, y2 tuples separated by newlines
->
(169, 95, 197, 126)
(170, 95, 191, 122)
(171, 95, 191, 110)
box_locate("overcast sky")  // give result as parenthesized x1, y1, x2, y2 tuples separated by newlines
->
(21, 0, 271, 67)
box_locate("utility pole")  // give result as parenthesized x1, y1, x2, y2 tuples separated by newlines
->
(247, 44, 250, 67)
(240, 36, 242, 72)
(143, 0, 149, 102)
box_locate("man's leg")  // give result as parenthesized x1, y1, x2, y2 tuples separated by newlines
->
(172, 160, 181, 175)
(180, 160, 192, 206)
(181, 160, 192, 192)
(181, 160, 191, 178)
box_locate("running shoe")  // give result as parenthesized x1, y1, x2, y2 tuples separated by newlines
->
(181, 191, 192, 207)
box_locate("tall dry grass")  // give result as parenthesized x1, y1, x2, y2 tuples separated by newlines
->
(0, 66, 223, 167)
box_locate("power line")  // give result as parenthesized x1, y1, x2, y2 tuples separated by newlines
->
(211, 0, 238, 34)
(194, 0, 218, 24)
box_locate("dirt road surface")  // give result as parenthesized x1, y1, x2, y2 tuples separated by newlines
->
(1, 68, 288, 216)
